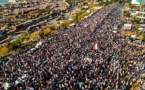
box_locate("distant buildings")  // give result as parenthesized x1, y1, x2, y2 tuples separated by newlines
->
(141, 0, 145, 7)
(131, 0, 141, 5)
(129, 0, 145, 21)
(8, 0, 28, 3)
(8, 0, 17, 3)
(131, 0, 145, 7)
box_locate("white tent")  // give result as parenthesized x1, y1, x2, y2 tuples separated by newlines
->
(139, 28, 144, 30)
(131, 35, 136, 38)
(84, 16, 87, 18)
(69, 23, 75, 27)
(86, 10, 90, 14)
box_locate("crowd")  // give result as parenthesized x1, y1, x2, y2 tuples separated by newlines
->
(0, 3, 145, 90)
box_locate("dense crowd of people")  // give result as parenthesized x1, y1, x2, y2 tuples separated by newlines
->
(0, 3, 145, 90)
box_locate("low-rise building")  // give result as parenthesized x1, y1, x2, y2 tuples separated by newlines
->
(129, 0, 145, 20)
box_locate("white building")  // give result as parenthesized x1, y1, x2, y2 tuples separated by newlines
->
(8, 0, 17, 3)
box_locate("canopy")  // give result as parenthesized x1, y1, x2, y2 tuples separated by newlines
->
(138, 28, 144, 31)
(69, 23, 75, 27)
(131, 35, 136, 38)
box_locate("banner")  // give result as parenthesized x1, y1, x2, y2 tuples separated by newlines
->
(122, 24, 132, 30)
(24, 62, 28, 67)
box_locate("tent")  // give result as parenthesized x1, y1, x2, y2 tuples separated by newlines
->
(69, 23, 75, 27)
(138, 27, 144, 33)
(131, 35, 136, 38)
(86, 10, 90, 14)
(140, 24, 145, 27)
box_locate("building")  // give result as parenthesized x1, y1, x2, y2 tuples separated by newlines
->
(131, 0, 141, 5)
(131, 0, 145, 7)
(8, 0, 17, 3)
(129, 0, 145, 21)
(8, 0, 27, 3)
(141, 0, 145, 7)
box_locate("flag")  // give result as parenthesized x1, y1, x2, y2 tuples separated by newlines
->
(95, 60, 98, 65)
(24, 62, 28, 67)
(93, 43, 98, 50)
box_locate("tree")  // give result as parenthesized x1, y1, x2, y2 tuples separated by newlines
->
(131, 16, 140, 24)
(6, 39, 22, 51)
(61, 22, 67, 29)
(20, 33, 28, 42)
(124, 11, 131, 18)
(50, 25, 57, 30)
(142, 34, 145, 40)
(125, 0, 131, 3)
(6, 39, 11, 51)
(105, 0, 110, 5)
(83, 2, 88, 6)
(44, 29, 51, 37)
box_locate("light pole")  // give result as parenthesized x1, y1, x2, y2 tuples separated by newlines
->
(61, 1, 62, 18)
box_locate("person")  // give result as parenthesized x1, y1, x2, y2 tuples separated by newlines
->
(1, 3, 144, 90)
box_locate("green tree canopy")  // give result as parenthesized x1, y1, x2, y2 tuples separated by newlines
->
(131, 16, 140, 24)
